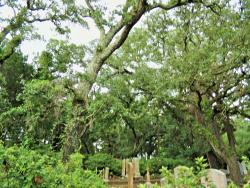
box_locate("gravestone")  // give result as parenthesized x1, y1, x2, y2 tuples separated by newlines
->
(220, 169, 229, 175)
(227, 162, 248, 176)
(240, 162, 248, 175)
(201, 169, 227, 188)
(128, 162, 134, 188)
(132, 158, 141, 177)
(145, 168, 152, 188)
(160, 178, 166, 187)
(122, 159, 126, 178)
(104, 167, 109, 181)
(174, 166, 190, 179)
(125, 159, 129, 177)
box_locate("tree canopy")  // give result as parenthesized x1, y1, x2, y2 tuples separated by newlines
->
(0, 0, 249, 186)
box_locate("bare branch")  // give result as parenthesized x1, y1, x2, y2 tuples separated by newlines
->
(26, 17, 51, 23)
(148, 0, 195, 11)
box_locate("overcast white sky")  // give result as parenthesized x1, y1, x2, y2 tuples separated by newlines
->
(19, 1, 126, 62)
(1, 0, 239, 63)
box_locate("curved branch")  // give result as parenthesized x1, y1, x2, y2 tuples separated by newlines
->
(85, 0, 105, 37)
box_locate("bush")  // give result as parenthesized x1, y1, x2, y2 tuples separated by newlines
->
(0, 144, 107, 188)
(139, 166, 204, 188)
(140, 157, 194, 175)
(84, 153, 122, 176)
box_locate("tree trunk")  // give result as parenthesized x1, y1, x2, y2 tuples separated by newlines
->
(192, 108, 243, 186)
(52, 123, 65, 151)
(224, 115, 237, 154)
(206, 150, 224, 169)
(226, 156, 243, 186)
(61, 0, 195, 161)
(62, 97, 88, 161)
(210, 141, 243, 186)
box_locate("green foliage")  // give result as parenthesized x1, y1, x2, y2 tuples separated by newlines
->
(84, 153, 122, 176)
(228, 182, 240, 188)
(140, 157, 194, 175)
(0, 78, 71, 148)
(138, 183, 162, 188)
(38, 39, 85, 76)
(0, 74, 10, 113)
(0, 51, 33, 106)
(0, 144, 107, 188)
(235, 119, 250, 157)
(194, 156, 208, 172)
(18, 79, 65, 147)
(160, 166, 204, 188)
(0, 1, 249, 186)
(241, 156, 250, 171)
(242, 156, 250, 184)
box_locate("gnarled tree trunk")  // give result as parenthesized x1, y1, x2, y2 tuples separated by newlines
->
(207, 150, 224, 169)
(209, 120, 243, 186)
(61, 0, 202, 162)
(191, 106, 243, 186)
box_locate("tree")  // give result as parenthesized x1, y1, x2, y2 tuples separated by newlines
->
(0, 51, 33, 106)
(0, 38, 85, 148)
(62, 0, 216, 161)
(0, 0, 88, 66)
(85, 29, 210, 160)
(94, 2, 249, 184)
(135, 4, 249, 185)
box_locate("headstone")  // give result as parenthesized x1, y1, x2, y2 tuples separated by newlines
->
(128, 162, 134, 188)
(239, 162, 248, 175)
(220, 169, 229, 175)
(104, 167, 109, 181)
(145, 182, 152, 188)
(160, 178, 166, 187)
(227, 162, 248, 176)
(146, 169, 151, 183)
(122, 159, 126, 178)
(102, 168, 105, 179)
(201, 169, 227, 188)
(132, 158, 141, 177)
(125, 159, 129, 177)
(174, 166, 191, 179)
(145, 169, 152, 188)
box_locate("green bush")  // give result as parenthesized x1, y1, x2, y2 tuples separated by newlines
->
(0, 144, 107, 188)
(139, 166, 204, 188)
(84, 153, 122, 176)
(140, 157, 194, 175)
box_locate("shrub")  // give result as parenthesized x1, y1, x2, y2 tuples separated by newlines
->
(83, 153, 122, 176)
(140, 157, 194, 175)
(0, 144, 107, 188)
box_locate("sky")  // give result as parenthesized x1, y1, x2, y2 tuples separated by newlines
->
(0, 0, 162, 69)
(19, 1, 126, 62)
(1, 0, 240, 63)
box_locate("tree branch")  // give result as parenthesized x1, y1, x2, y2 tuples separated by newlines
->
(85, 0, 105, 37)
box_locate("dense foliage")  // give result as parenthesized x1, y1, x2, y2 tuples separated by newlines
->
(0, 0, 249, 186)
(0, 144, 106, 187)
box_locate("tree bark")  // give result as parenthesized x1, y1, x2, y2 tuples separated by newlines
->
(63, 97, 88, 161)
(210, 139, 243, 186)
(191, 106, 243, 186)
(206, 150, 224, 169)
(226, 155, 243, 186)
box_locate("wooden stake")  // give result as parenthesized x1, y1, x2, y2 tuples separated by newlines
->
(128, 162, 134, 188)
